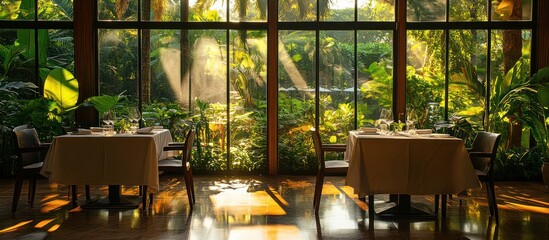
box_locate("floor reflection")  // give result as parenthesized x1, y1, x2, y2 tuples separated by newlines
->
(0, 176, 547, 239)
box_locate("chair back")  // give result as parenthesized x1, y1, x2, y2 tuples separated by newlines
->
(183, 129, 195, 166)
(13, 125, 42, 166)
(470, 131, 501, 175)
(311, 129, 325, 170)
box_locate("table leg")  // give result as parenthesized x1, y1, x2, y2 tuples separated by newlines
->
(81, 185, 142, 209)
(377, 194, 436, 219)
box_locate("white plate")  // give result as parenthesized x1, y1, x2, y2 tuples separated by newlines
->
(430, 133, 451, 138)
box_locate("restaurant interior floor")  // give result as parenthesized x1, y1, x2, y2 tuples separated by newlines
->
(1, 175, 548, 240)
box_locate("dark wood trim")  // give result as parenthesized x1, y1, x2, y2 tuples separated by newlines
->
(407, 21, 533, 30)
(74, 0, 97, 126)
(536, 0, 549, 69)
(95, 21, 268, 30)
(267, 0, 278, 175)
(395, 0, 406, 122)
(0, 21, 72, 28)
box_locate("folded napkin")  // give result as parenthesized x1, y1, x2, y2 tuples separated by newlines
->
(152, 126, 164, 129)
(359, 127, 378, 134)
(89, 127, 104, 132)
(136, 127, 153, 134)
(76, 128, 92, 135)
(415, 129, 433, 134)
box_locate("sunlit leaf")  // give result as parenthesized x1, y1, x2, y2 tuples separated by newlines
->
(43, 68, 78, 112)
(84, 93, 125, 114)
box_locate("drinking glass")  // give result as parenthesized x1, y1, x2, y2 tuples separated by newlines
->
(127, 107, 141, 133)
(102, 110, 116, 135)
(406, 109, 417, 134)
(381, 108, 394, 133)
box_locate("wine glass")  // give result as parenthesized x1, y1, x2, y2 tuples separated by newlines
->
(378, 108, 391, 134)
(127, 107, 141, 133)
(102, 110, 115, 125)
(382, 108, 394, 127)
(101, 110, 116, 135)
(128, 107, 141, 124)
(406, 108, 417, 134)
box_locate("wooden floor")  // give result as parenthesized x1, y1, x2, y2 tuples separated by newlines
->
(1, 175, 548, 239)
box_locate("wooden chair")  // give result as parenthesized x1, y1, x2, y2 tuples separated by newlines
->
(12, 125, 90, 212)
(437, 131, 501, 221)
(12, 125, 50, 213)
(311, 129, 349, 214)
(147, 129, 195, 210)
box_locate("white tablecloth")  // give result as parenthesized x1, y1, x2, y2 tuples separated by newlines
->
(40, 129, 175, 193)
(345, 132, 480, 197)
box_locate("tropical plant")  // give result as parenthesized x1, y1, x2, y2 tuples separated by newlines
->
(19, 68, 124, 141)
(0, 79, 38, 177)
(142, 101, 191, 142)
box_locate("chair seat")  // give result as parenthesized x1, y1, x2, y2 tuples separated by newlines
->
(475, 169, 488, 176)
(325, 160, 349, 168)
(325, 160, 349, 175)
(158, 158, 183, 168)
(22, 162, 43, 170)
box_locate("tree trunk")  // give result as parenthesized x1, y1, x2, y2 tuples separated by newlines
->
(142, 3, 151, 104)
(181, 0, 190, 106)
(503, 0, 523, 148)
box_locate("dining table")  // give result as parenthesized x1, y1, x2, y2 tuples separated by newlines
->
(40, 129, 175, 209)
(344, 131, 480, 219)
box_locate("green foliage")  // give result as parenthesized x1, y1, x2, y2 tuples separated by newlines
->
(0, 79, 37, 177)
(495, 147, 543, 181)
(142, 101, 190, 142)
(83, 93, 125, 115)
(278, 92, 316, 174)
(0, 1, 22, 20)
(43, 68, 78, 112)
(405, 66, 445, 129)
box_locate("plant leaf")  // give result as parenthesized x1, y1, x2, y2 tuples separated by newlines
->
(43, 68, 79, 113)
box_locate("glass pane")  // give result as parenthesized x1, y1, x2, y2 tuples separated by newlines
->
(39, 0, 73, 21)
(406, 30, 446, 129)
(98, 0, 138, 21)
(321, 0, 354, 21)
(278, 30, 316, 174)
(357, 30, 393, 126)
(139, 29, 190, 142)
(141, 0, 181, 21)
(448, 30, 487, 127)
(229, 30, 267, 172)
(489, 29, 531, 133)
(407, 0, 446, 22)
(43, 29, 75, 73)
(189, 29, 228, 172)
(229, 0, 267, 22)
(0, 29, 36, 82)
(0, 0, 34, 20)
(189, 0, 227, 22)
(449, 0, 487, 21)
(358, 0, 395, 21)
(98, 29, 138, 100)
(491, 0, 532, 21)
(318, 30, 355, 143)
(278, 0, 316, 22)
(144, 29, 183, 103)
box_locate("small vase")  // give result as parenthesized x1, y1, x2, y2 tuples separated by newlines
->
(542, 162, 549, 188)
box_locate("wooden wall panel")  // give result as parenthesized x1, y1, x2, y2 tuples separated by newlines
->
(536, 0, 549, 69)
(74, 1, 97, 126)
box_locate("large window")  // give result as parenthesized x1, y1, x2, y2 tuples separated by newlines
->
(1, 0, 538, 175)
(406, 0, 533, 136)
(277, 0, 395, 174)
(97, 0, 268, 174)
(0, 1, 74, 86)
